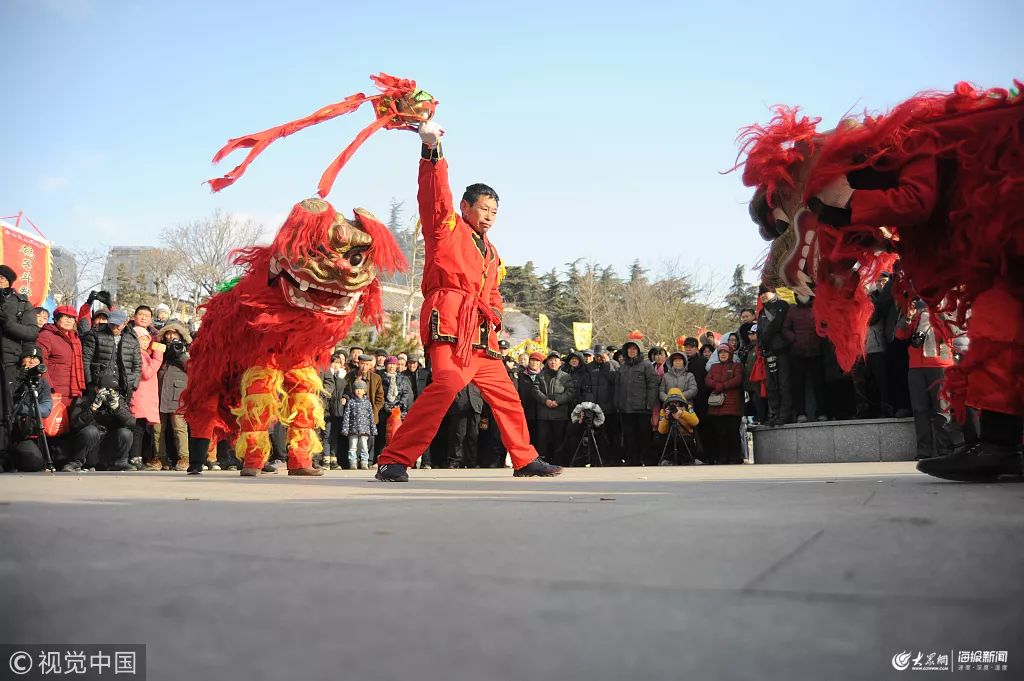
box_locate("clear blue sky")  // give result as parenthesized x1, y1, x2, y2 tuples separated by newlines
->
(2, 0, 1021, 292)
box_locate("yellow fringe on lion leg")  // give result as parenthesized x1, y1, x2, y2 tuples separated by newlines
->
(230, 366, 286, 472)
(280, 367, 326, 470)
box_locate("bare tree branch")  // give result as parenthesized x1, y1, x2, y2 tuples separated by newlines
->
(160, 210, 264, 308)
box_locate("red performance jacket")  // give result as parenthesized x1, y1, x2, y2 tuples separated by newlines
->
(417, 156, 505, 365)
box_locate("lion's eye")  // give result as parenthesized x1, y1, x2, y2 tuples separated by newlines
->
(347, 247, 368, 267)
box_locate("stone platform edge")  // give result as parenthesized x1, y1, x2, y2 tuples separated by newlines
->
(749, 417, 916, 464)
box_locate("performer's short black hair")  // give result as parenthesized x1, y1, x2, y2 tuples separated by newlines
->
(463, 183, 499, 206)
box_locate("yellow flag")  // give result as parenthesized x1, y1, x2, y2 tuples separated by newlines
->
(573, 322, 593, 352)
(538, 314, 550, 351)
(776, 286, 797, 305)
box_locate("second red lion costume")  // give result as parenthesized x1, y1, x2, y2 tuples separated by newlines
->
(737, 80, 1023, 481)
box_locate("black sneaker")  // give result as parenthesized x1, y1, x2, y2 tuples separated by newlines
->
(916, 441, 1023, 482)
(513, 458, 563, 477)
(61, 462, 82, 473)
(375, 464, 409, 482)
(186, 465, 203, 476)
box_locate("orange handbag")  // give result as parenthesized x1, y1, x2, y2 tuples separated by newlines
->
(42, 393, 70, 437)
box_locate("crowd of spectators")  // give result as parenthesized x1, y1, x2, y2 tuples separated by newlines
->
(0, 267, 965, 472)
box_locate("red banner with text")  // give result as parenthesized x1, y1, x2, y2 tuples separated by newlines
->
(0, 219, 52, 306)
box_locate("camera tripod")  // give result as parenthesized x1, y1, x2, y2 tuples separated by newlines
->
(16, 379, 54, 471)
(660, 419, 697, 466)
(568, 421, 603, 467)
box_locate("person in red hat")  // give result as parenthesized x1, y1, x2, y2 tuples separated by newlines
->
(375, 122, 563, 481)
(36, 305, 86, 409)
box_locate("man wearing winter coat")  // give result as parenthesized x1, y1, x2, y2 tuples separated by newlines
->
(582, 350, 619, 462)
(518, 352, 544, 445)
(532, 352, 576, 465)
(614, 340, 658, 466)
(68, 380, 136, 471)
(81, 309, 142, 401)
(403, 355, 431, 400)
(756, 285, 793, 426)
(0, 264, 40, 453)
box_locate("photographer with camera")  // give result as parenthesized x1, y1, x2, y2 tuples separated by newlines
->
(75, 309, 140, 469)
(896, 299, 963, 460)
(1, 343, 53, 472)
(68, 378, 136, 471)
(150, 322, 191, 470)
(0, 263, 41, 454)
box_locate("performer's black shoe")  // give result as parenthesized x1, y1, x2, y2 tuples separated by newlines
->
(513, 458, 563, 477)
(916, 441, 1023, 482)
(375, 463, 409, 482)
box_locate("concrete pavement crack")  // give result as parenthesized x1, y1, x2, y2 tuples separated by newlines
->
(741, 528, 825, 592)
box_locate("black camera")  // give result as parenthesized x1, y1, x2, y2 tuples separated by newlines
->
(23, 363, 47, 384)
(665, 401, 683, 415)
(910, 331, 927, 348)
(168, 339, 186, 354)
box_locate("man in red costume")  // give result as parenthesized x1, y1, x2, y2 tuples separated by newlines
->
(374, 122, 562, 482)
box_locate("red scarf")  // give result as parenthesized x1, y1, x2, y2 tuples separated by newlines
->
(62, 328, 86, 397)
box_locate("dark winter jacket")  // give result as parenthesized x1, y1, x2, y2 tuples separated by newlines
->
(533, 366, 576, 421)
(614, 343, 659, 414)
(757, 298, 791, 355)
(685, 349, 711, 416)
(403, 367, 431, 399)
(783, 300, 822, 357)
(321, 369, 347, 418)
(869, 280, 900, 343)
(583, 362, 617, 415)
(36, 324, 86, 402)
(564, 353, 591, 409)
(344, 370, 385, 424)
(518, 369, 541, 421)
(340, 395, 377, 436)
(81, 326, 142, 396)
(449, 383, 484, 415)
(69, 390, 135, 433)
(706, 348, 744, 417)
(0, 289, 39, 370)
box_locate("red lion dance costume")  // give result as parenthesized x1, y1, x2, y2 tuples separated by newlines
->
(180, 74, 425, 476)
(736, 80, 1023, 481)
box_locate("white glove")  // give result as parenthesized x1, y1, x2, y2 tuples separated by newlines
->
(816, 174, 854, 208)
(418, 120, 444, 149)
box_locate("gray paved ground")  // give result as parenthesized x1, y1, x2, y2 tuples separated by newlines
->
(1, 463, 1022, 681)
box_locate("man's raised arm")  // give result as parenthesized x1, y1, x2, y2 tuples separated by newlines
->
(417, 120, 454, 241)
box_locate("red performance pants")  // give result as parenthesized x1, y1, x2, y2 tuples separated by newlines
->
(377, 343, 539, 469)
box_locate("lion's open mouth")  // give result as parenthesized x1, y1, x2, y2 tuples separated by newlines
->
(772, 208, 818, 295)
(272, 258, 362, 316)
